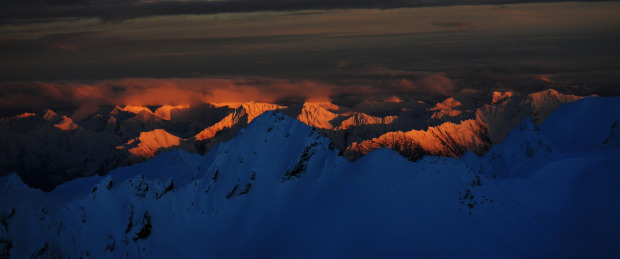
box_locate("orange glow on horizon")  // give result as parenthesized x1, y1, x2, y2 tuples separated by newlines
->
(1, 73, 460, 112)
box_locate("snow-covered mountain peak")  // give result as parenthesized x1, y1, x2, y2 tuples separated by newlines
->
(123, 129, 182, 160)
(193, 102, 282, 142)
(109, 106, 138, 121)
(214, 111, 337, 178)
(433, 97, 462, 108)
(528, 88, 561, 99)
(0, 172, 27, 194)
(41, 109, 58, 120)
(337, 112, 393, 130)
(491, 91, 514, 104)
(54, 116, 79, 131)
(296, 103, 339, 129)
(303, 101, 341, 112)
(122, 105, 154, 115)
(428, 97, 463, 119)
(13, 113, 35, 119)
(71, 106, 101, 121)
(526, 89, 583, 123)
(238, 110, 332, 147)
(136, 129, 179, 143)
(239, 102, 283, 121)
(135, 110, 160, 121)
(0, 172, 48, 210)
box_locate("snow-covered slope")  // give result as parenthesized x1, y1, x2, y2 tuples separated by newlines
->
(1, 97, 619, 258)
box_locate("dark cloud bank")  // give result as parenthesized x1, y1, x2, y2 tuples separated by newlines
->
(0, 1, 618, 116)
(0, 0, 609, 22)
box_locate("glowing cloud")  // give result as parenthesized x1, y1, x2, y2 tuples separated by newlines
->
(0, 73, 463, 115)
(0, 78, 336, 112)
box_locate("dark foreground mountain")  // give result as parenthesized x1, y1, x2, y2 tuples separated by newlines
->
(1, 96, 618, 257)
(0, 89, 583, 190)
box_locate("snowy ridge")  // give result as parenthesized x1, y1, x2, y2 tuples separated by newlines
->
(346, 118, 490, 160)
(337, 113, 398, 130)
(194, 102, 282, 141)
(1, 97, 619, 257)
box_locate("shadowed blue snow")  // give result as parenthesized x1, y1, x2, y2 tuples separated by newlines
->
(1, 97, 619, 257)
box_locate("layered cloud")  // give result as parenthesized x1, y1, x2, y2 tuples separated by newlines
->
(0, 78, 330, 112)
(395, 74, 456, 96)
(0, 0, 577, 22)
(2, 2, 618, 85)
(1, 2, 618, 116)
(0, 73, 462, 114)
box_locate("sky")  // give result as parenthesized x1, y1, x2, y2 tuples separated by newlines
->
(1, 0, 619, 114)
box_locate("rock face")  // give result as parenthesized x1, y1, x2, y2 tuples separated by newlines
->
(0, 89, 587, 190)
(1, 96, 619, 258)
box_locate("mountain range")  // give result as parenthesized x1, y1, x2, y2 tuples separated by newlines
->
(0, 89, 584, 191)
(1, 95, 618, 257)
